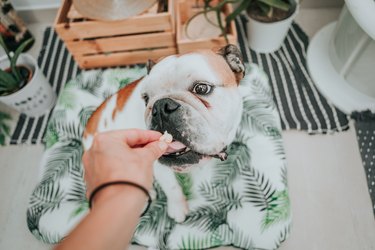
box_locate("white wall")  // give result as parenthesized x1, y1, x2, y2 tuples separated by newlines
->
(11, 0, 61, 10)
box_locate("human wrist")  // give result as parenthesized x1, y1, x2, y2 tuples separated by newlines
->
(91, 183, 149, 208)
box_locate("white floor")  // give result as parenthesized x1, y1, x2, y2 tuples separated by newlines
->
(1, 7, 375, 250)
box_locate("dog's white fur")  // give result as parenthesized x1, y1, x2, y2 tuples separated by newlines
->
(83, 48, 244, 222)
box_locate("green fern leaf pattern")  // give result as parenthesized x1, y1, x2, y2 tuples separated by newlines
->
(78, 106, 97, 128)
(199, 182, 243, 210)
(178, 233, 223, 249)
(212, 141, 250, 187)
(241, 98, 281, 138)
(69, 200, 89, 220)
(119, 77, 133, 89)
(57, 83, 77, 110)
(41, 139, 82, 183)
(185, 205, 228, 232)
(175, 172, 194, 200)
(44, 124, 59, 149)
(242, 165, 276, 211)
(27, 64, 291, 248)
(74, 71, 103, 96)
(261, 190, 291, 231)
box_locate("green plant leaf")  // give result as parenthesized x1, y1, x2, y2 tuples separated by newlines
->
(226, 0, 251, 26)
(258, 0, 290, 11)
(0, 34, 11, 62)
(258, 2, 271, 16)
(0, 69, 19, 91)
(11, 38, 34, 82)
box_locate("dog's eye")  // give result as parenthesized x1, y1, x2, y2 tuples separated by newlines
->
(192, 83, 213, 95)
(142, 94, 149, 106)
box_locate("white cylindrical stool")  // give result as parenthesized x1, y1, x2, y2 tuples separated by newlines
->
(307, 0, 375, 114)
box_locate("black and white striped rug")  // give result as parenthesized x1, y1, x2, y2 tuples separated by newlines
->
(235, 16, 349, 133)
(9, 28, 81, 145)
(8, 20, 349, 145)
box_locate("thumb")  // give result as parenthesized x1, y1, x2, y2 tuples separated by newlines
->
(141, 140, 168, 161)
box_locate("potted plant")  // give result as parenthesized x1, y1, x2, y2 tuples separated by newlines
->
(191, 0, 298, 53)
(0, 35, 56, 117)
(243, 0, 298, 52)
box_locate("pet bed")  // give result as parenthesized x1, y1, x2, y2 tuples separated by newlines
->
(27, 64, 291, 249)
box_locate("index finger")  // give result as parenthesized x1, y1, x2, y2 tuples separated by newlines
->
(105, 129, 162, 147)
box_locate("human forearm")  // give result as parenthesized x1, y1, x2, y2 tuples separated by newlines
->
(55, 186, 147, 250)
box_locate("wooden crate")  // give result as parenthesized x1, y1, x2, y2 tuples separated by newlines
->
(54, 0, 177, 69)
(176, 0, 237, 54)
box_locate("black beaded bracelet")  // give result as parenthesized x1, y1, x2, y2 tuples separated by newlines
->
(88, 181, 151, 216)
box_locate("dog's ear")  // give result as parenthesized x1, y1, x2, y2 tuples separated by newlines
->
(217, 44, 245, 83)
(146, 59, 156, 74)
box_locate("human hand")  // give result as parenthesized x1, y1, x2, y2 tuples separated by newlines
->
(82, 129, 168, 205)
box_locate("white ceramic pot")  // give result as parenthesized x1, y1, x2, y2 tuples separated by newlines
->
(246, 5, 299, 53)
(0, 54, 56, 117)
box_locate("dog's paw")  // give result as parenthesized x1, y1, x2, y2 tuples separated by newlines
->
(167, 198, 189, 223)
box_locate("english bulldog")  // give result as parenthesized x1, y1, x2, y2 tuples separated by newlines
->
(82, 44, 245, 222)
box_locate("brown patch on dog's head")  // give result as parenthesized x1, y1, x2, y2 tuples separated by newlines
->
(84, 78, 142, 139)
(194, 44, 245, 86)
(112, 78, 142, 120)
(196, 50, 237, 87)
(83, 101, 107, 139)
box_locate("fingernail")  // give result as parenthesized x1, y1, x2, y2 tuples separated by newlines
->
(158, 141, 168, 151)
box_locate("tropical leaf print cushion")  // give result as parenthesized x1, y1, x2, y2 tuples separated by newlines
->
(27, 64, 292, 249)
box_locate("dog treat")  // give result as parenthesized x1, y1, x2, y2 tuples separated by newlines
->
(159, 131, 173, 143)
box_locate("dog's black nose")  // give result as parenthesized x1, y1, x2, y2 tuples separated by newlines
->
(152, 98, 181, 117)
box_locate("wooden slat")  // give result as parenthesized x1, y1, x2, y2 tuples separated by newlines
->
(54, 0, 71, 26)
(67, 5, 82, 19)
(67, 2, 160, 20)
(178, 35, 237, 54)
(168, 0, 175, 34)
(65, 32, 175, 55)
(75, 47, 177, 69)
(56, 13, 172, 41)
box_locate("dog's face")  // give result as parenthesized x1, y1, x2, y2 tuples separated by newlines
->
(141, 45, 245, 171)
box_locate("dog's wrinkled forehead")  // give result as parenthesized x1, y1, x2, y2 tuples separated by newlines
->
(142, 50, 238, 94)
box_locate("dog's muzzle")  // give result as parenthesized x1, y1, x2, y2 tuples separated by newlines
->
(150, 98, 228, 164)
